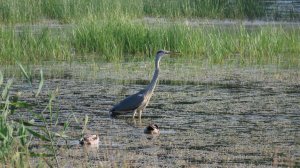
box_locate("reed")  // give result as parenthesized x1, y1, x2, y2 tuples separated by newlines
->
(143, 0, 265, 19)
(0, 27, 70, 64)
(0, 0, 142, 24)
(1, 0, 297, 24)
(72, 19, 300, 67)
(0, 0, 299, 67)
(0, 68, 73, 167)
(1, 18, 299, 67)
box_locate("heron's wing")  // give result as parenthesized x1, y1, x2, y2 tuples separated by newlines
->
(110, 93, 145, 112)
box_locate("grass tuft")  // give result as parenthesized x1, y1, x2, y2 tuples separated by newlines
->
(0, 69, 72, 167)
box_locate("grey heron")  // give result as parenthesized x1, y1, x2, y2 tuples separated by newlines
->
(109, 50, 177, 118)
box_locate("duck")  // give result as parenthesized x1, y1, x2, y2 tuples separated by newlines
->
(79, 134, 99, 145)
(144, 124, 160, 134)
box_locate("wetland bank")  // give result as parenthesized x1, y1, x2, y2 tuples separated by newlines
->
(1, 0, 300, 167)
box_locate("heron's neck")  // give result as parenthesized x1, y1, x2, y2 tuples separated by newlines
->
(145, 56, 161, 94)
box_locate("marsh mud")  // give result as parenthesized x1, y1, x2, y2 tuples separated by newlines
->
(6, 63, 300, 167)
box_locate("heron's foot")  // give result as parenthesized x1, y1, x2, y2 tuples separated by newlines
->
(132, 117, 142, 126)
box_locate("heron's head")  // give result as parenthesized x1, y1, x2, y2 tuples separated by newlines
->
(156, 49, 179, 58)
(155, 50, 180, 67)
(156, 50, 171, 57)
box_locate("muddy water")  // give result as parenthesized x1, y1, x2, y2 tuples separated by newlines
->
(9, 63, 300, 167)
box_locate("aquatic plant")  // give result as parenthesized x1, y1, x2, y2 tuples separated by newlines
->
(72, 19, 300, 67)
(0, 0, 142, 24)
(0, 68, 72, 167)
(0, 27, 70, 64)
(0, 18, 299, 67)
(0, 0, 299, 67)
(143, 0, 265, 19)
(0, 0, 298, 24)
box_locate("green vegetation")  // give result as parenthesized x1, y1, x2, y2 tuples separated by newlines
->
(1, 19, 299, 67)
(0, 0, 299, 67)
(0, 27, 70, 64)
(0, 68, 75, 167)
(1, 0, 298, 24)
(0, 0, 299, 24)
(0, 0, 142, 24)
(73, 19, 300, 67)
(143, 0, 265, 19)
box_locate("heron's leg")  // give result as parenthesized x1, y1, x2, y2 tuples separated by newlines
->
(132, 110, 137, 118)
(138, 110, 143, 119)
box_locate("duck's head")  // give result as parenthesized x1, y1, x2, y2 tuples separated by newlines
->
(144, 124, 160, 134)
(79, 134, 99, 145)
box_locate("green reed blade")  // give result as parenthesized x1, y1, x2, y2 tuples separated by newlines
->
(0, 71, 3, 86)
(26, 127, 50, 142)
(1, 79, 13, 100)
(17, 63, 32, 87)
(35, 69, 44, 98)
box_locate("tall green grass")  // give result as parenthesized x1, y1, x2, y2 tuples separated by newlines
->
(1, 19, 299, 67)
(0, 27, 70, 64)
(0, 0, 298, 24)
(143, 0, 265, 19)
(0, 68, 73, 167)
(0, 0, 142, 24)
(73, 19, 300, 67)
(0, 0, 299, 67)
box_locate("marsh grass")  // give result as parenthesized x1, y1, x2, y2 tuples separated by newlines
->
(0, 27, 70, 64)
(0, 0, 299, 67)
(143, 0, 265, 19)
(1, 0, 298, 24)
(0, 0, 142, 24)
(0, 68, 75, 167)
(1, 18, 299, 67)
(73, 19, 300, 67)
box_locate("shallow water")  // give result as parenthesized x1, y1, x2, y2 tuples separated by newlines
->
(6, 63, 300, 167)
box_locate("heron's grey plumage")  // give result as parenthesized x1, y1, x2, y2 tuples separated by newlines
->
(109, 91, 145, 114)
(110, 50, 173, 118)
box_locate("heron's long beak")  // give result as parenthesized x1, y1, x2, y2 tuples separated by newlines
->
(168, 51, 180, 55)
